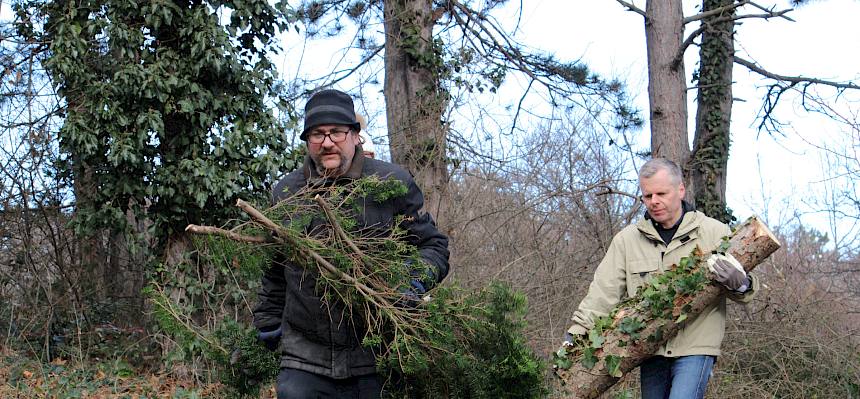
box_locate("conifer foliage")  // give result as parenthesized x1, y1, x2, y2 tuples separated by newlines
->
(160, 177, 548, 397)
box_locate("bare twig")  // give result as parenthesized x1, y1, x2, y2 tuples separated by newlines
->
(615, 0, 646, 18)
(684, 0, 750, 24)
(673, 25, 707, 70)
(735, 57, 860, 91)
(747, 1, 796, 22)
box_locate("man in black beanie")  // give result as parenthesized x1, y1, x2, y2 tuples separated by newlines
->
(252, 89, 450, 398)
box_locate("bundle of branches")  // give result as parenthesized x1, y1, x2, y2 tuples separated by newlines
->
(553, 217, 780, 398)
(182, 176, 546, 398)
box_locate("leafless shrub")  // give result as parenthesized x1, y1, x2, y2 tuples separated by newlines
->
(712, 225, 860, 398)
(444, 116, 640, 358)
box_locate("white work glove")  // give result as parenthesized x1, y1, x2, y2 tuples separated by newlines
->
(707, 253, 750, 292)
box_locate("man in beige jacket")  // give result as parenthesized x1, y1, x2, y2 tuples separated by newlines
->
(565, 158, 759, 399)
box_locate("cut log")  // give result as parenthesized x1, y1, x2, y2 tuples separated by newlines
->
(554, 216, 780, 398)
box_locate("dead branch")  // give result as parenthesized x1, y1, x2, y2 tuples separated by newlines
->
(735, 57, 860, 91)
(615, 0, 646, 18)
(735, 56, 860, 133)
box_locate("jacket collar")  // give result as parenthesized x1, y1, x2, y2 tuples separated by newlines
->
(644, 200, 693, 224)
(638, 202, 700, 243)
(302, 144, 365, 184)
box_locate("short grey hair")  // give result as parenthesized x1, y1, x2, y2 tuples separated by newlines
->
(639, 158, 684, 185)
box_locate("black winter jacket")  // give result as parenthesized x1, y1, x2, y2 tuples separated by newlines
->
(253, 148, 450, 378)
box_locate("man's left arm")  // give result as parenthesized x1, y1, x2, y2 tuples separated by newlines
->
(727, 271, 760, 303)
(397, 177, 450, 288)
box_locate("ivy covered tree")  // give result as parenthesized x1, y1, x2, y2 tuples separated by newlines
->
(13, 0, 299, 317)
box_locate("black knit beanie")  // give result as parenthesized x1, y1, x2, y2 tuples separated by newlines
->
(301, 89, 361, 140)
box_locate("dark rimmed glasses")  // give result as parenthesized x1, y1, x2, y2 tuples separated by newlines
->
(307, 128, 352, 144)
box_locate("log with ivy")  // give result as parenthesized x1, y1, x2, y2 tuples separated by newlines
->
(161, 176, 546, 398)
(553, 217, 780, 398)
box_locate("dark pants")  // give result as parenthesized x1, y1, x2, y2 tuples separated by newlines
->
(276, 368, 382, 399)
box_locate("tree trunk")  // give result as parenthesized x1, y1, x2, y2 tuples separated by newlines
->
(71, 141, 108, 305)
(645, 0, 690, 174)
(163, 229, 193, 376)
(383, 0, 449, 226)
(555, 217, 780, 398)
(689, 0, 735, 223)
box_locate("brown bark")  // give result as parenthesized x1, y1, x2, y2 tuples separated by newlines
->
(383, 0, 449, 226)
(645, 0, 691, 176)
(555, 217, 780, 398)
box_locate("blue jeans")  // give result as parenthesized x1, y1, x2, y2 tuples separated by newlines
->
(276, 368, 382, 399)
(640, 355, 715, 399)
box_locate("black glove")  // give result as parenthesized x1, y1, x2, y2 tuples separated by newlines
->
(257, 325, 282, 351)
(396, 259, 436, 307)
(397, 279, 427, 308)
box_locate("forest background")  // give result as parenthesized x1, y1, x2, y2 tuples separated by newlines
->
(1, 0, 859, 397)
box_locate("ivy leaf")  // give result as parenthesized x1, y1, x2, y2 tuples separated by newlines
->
(553, 347, 573, 370)
(617, 317, 645, 338)
(675, 313, 687, 323)
(581, 347, 598, 370)
(648, 327, 664, 343)
(593, 315, 613, 333)
(588, 329, 605, 349)
(717, 238, 731, 254)
(605, 354, 623, 377)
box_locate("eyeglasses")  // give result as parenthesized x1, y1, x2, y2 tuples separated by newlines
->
(307, 128, 351, 144)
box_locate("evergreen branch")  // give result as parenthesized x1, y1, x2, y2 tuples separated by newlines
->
(233, 199, 387, 306)
(230, 199, 422, 339)
(182, 181, 546, 396)
(314, 194, 368, 260)
(184, 224, 272, 244)
(149, 281, 226, 354)
(236, 199, 288, 235)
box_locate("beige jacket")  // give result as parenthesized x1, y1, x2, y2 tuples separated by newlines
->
(567, 210, 759, 357)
